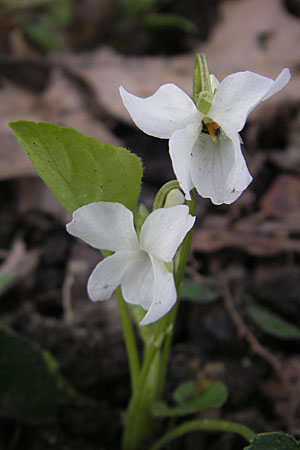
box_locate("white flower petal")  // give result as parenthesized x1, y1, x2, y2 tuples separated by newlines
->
(169, 123, 200, 199)
(66, 201, 138, 252)
(260, 68, 291, 101)
(190, 132, 251, 204)
(210, 70, 290, 132)
(87, 251, 132, 301)
(121, 251, 154, 310)
(222, 126, 253, 195)
(139, 205, 195, 262)
(120, 84, 200, 139)
(210, 74, 219, 92)
(140, 257, 177, 326)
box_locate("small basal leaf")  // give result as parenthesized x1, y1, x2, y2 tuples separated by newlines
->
(0, 274, 15, 291)
(0, 326, 58, 424)
(144, 13, 197, 33)
(50, 0, 73, 27)
(244, 432, 300, 450)
(246, 298, 300, 340)
(128, 0, 160, 14)
(152, 380, 227, 417)
(173, 380, 198, 405)
(9, 121, 143, 214)
(181, 279, 219, 303)
(21, 18, 63, 51)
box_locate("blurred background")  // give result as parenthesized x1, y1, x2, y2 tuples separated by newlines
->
(0, 1, 300, 449)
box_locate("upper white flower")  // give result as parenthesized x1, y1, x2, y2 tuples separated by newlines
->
(120, 68, 290, 205)
(66, 201, 195, 325)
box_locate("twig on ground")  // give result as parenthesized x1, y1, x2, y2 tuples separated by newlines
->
(218, 277, 285, 382)
(62, 261, 75, 325)
(0, 237, 40, 294)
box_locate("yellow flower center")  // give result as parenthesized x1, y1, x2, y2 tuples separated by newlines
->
(202, 119, 221, 144)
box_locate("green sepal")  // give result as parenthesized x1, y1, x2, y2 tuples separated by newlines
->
(165, 261, 173, 273)
(164, 188, 185, 208)
(193, 53, 213, 107)
(196, 91, 214, 114)
(152, 180, 182, 210)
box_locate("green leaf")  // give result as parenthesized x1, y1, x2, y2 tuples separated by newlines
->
(49, 0, 73, 27)
(0, 274, 15, 290)
(144, 13, 197, 33)
(20, 18, 63, 51)
(0, 0, 52, 6)
(122, 0, 160, 15)
(43, 349, 95, 407)
(246, 298, 300, 340)
(0, 0, 52, 8)
(181, 279, 219, 303)
(9, 121, 143, 214)
(173, 380, 199, 405)
(245, 432, 300, 450)
(0, 326, 58, 424)
(134, 203, 149, 236)
(152, 380, 227, 417)
(135, 0, 160, 11)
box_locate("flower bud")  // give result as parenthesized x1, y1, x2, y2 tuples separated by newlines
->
(164, 188, 185, 208)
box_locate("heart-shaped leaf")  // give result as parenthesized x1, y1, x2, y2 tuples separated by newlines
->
(9, 121, 143, 214)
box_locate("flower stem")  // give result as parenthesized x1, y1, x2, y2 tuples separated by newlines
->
(116, 288, 140, 393)
(147, 419, 255, 450)
(156, 191, 196, 398)
(122, 345, 160, 450)
(122, 188, 196, 450)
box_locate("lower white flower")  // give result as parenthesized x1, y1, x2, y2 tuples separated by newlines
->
(66, 201, 195, 325)
(120, 68, 290, 205)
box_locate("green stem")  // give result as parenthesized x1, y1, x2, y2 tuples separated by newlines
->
(122, 345, 160, 450)
(122, 186, 196, 449)
(121, 229, 191, 450)
(116, 288, 140, 393)
(156, 191, 196, 398)
(148, 419, 255, 450)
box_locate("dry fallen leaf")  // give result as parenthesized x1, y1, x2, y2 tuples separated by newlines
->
(66, 0, 299, 125)
(0, 133, 36, 179)
(0, 69, 121, 181)
(260, 174, 300, 220)
(262, 356, 300, 434)
(192, 227, 300, 256)
(0, 238, 40, 295)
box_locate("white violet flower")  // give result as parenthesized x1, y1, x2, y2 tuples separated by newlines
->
(66, 201, 195, 325)
(120, 68, 290, 205)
